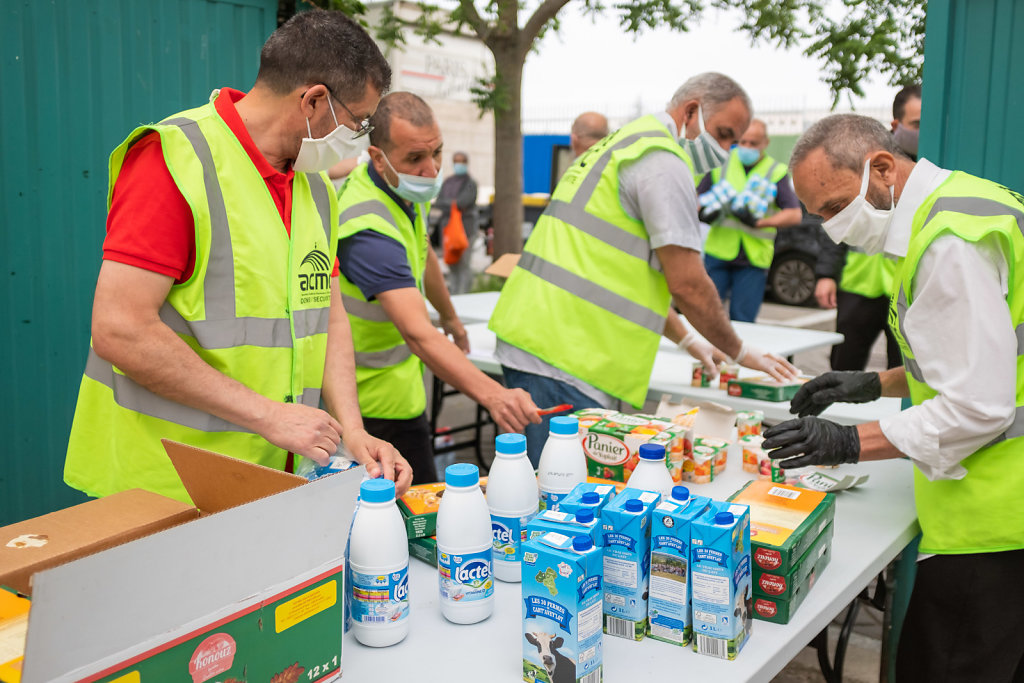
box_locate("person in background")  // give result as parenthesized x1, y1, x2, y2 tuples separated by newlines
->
(698, 118, 804, 321)
(433, 151, 479, 294)
(64, 10, 412, 502)
(813, 84, 921, 371)
(336, 92, 540, 483)
(765, 113, 1024, 682)
(570, 111, 610, 158)
(490, 72, 798, 465)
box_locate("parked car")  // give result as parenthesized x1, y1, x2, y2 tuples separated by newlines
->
(765, 211, 825, 307)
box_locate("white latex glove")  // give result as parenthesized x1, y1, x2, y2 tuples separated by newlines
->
(680, 331, 720, 381)
(732, 342, 800, 383)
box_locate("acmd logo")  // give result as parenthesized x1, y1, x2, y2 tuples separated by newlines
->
(298, 249, 331, 292)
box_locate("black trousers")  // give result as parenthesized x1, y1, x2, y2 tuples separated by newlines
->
(831, 290, 902, 371)
(896, 549, 1024, 682)
(362, 412, 438, 485)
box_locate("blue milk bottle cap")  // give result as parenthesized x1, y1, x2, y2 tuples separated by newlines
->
(445, 463, 479, 487)
(715, 511, 735, 525)
(572, 535, 594, 551)
(625, 498, 644, 513)
(495, 433, 527, 455)
(549, 416, 579, 436)
(581, 492, 601, 505)
(671, 486, 690, 502)
(575, 509, 595, 524)
(638, 443, 665, 461)
(360, 478, 396, 503)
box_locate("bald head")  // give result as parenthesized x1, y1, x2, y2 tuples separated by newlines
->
(369, 91, 435, 152)
(571, 111, 609, 157)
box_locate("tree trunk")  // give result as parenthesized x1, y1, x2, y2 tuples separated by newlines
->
(489, 43, 524, 259)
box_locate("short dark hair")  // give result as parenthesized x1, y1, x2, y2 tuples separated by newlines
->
(892, 84, 922, 121)
(256, 10, 391, 103)
(369, 92, 435, 151)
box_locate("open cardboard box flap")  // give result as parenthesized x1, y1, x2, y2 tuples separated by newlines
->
(483, 252, 520, 278)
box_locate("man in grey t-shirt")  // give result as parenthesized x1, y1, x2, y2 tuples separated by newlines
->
(495, 73, 798, 464)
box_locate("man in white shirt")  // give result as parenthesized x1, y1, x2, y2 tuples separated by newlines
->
(763, 113, 1024, 681)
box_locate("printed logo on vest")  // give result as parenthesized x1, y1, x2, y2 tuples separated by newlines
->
(299, 247, 332, 305)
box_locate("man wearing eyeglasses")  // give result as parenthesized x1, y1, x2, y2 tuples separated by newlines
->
(65, 10, 414, 503)
(336, 92, 541, 483)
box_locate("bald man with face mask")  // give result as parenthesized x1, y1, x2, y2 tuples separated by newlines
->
(765, 113, 1024, 682)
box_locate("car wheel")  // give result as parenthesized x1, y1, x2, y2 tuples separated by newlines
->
(769, 252, 816, 306)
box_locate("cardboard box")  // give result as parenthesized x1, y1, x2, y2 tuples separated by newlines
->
(397, 477, 489, 540)
(521, 532, 603, 683)
(578, 411, 693, 485)
(690, 501, 752, 660)
(728, 481, 836, 574)
(484, 252, 520, 278)
(0, 440, 361, 683)
(752, 522, 834, 601)
(408, 535, 438, 567)
(647, 495, 711, 646)
(752, 540, 833, 625)
(601, 489, 661, 640)
(726, 376, 808, 402)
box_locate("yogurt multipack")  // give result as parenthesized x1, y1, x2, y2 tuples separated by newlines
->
(690, 501, 752, 660)
(647, 492, 712, 646)
(600, 489, 661, 640)
(521, 532, 603, 683)
(576, 411, 694, 485)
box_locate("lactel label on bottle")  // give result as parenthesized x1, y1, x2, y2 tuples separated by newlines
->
(491, 513, 532, 563)
(438, 548, 494, 603)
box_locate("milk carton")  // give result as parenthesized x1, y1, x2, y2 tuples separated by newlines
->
(522, 533, 603, 683)
(558, 482, 618, 519)
(690, 501, 752, 660)
(647, 489, 711, 646)
(600, 489, 661, 640)
(526, 509, 602, 548)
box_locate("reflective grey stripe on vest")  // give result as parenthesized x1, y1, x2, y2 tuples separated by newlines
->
(718, 216, 777, 240)
(544, 128, 676, 270)
(893, 284, 925, 383)
(305, 173, 333, 244)
(84, 349, 253, 433)
(297, 387, 321, 408)
(341, 294, 391, 322)
(159, 304, 328, 348)
(162, 117, 235, 319)
(355, 344, 413, 369)
(340, 199, 395, 227)
(924, 196, 1024, 237)
(518, 251, 665, 334)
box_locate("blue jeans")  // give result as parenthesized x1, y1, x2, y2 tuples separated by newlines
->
(500, 366, 602, 467)
(704, 254, 768, 322)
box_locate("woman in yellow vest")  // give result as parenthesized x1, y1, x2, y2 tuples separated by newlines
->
(64, 11, 412, 503)
(699, 119, 804, 322)
(765, 114, 1024, 681)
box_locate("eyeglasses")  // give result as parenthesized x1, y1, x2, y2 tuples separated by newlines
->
(325, 85, 374, 140)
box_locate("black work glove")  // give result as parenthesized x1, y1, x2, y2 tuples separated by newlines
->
(790, 371, 882, 417)
(762, 417, 860, 469)
(732, 207, 760, 228)
(698, 206, 722, 224)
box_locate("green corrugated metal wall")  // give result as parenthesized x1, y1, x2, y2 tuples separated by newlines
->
(1, 0, 277, 524)
(920, 0, 1024, 190)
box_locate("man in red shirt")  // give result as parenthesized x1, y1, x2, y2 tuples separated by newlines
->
(66, 10, 414, 498)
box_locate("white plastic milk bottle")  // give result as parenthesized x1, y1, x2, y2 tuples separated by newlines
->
(487, 433, 539, 582)
(348, 478, 410, 646)
(436, 463, 494, 623)
(626, 443, 674, 496)
(537, 416, 587, 511)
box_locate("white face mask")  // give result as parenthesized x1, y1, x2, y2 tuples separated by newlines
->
(293, 98, 365, 173)
(379, 152, 443, 204)
(822, 160, 895, 254)
(678, 104, 731, 175)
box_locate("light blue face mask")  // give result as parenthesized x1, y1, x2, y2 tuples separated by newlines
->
(380, 152, 443, 203)
(453, 162, 468, 176)
(736, 145, 762, 167)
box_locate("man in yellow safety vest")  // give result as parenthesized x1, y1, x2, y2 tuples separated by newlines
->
(765, 113, 1024, 681)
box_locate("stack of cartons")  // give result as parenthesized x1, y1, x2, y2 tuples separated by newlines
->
(728, 481, 836, 624)
(600, 490, 661, 640)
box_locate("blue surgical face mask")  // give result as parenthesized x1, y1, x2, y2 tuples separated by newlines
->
(736, 145, 761, 167)
(380, 152, 443, 203)
(453, 162, 468, 176)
